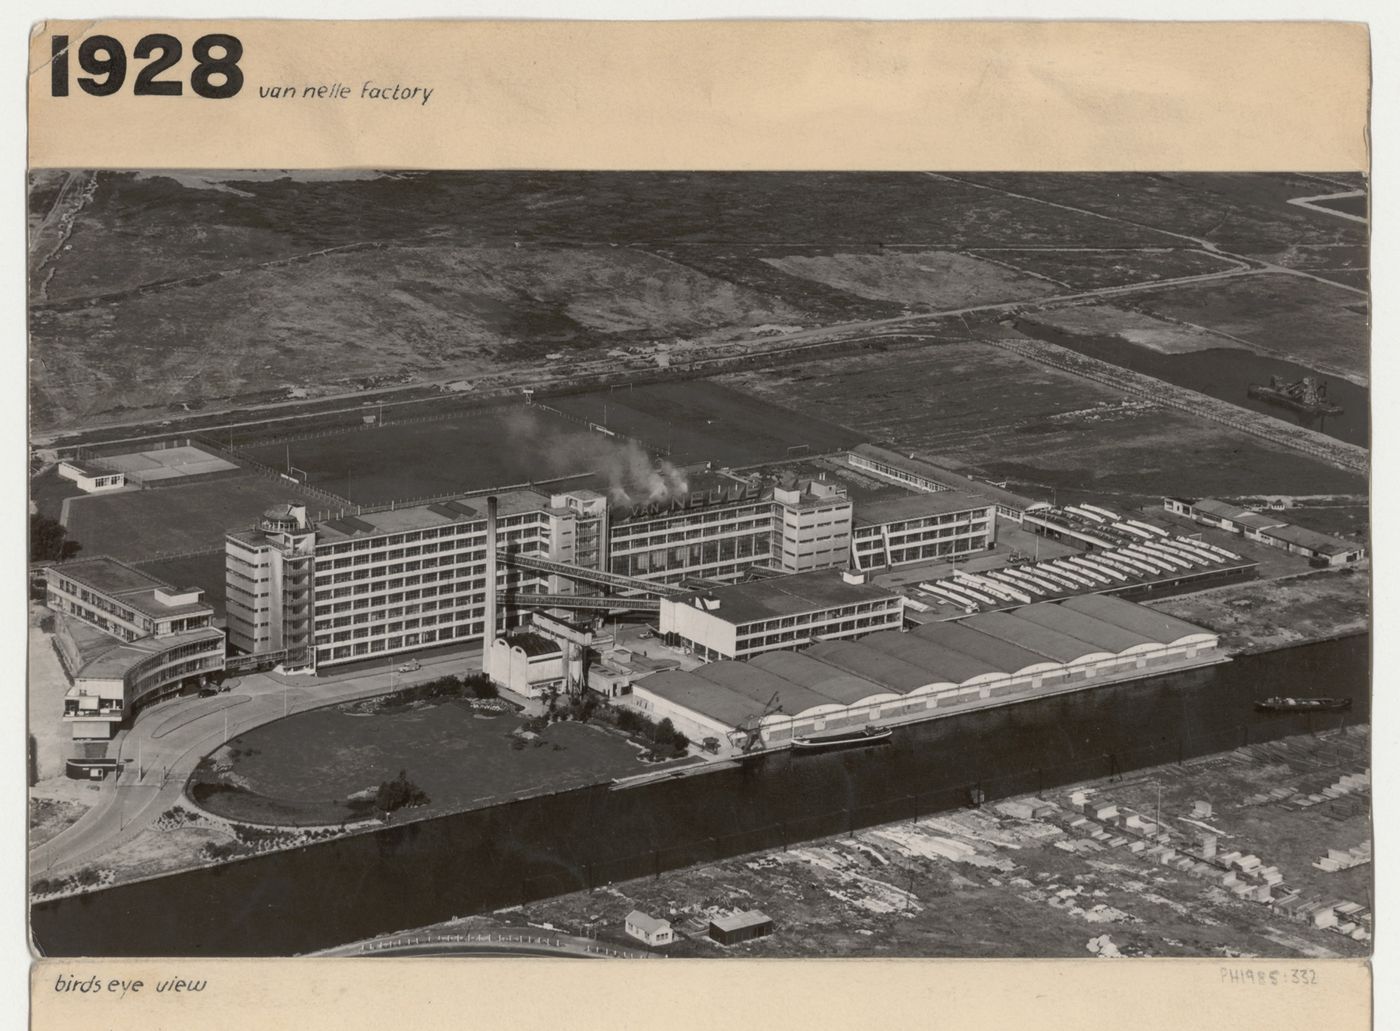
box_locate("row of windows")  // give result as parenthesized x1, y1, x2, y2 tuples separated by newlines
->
(316, 621, 483, 662)
(734, 614, 900, 652)
(736, 603, 898, 638)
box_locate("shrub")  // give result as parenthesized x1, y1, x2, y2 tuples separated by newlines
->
(375, 769, 429, 814)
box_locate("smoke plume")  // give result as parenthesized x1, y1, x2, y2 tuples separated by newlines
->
(504, 407, 690, 506)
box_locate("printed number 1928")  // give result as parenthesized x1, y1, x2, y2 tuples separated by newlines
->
(50, 34, 244, 99)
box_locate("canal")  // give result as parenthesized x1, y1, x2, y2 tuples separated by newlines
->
(31, 634, 1368, 957)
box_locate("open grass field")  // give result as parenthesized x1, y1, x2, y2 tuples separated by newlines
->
(719, 341, 1367, 505)
(62, 475, 324, 563)
(189, 700, 651, 826)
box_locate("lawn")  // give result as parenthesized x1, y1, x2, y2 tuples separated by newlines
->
(62, 475, 325, 563)
(188, 700, 654, 826)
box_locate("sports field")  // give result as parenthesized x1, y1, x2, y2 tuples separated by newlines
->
(90, 443, 238, 483)
(239, 382, 862, 505)
(240, 406, 590, 505)
(63, 474, 325, 563)
(547, 380, 864, 467)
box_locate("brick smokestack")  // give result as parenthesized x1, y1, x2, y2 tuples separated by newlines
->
(483, 495, 498, 674)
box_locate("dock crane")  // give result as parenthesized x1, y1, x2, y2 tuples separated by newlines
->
(727, 691, 784, 753)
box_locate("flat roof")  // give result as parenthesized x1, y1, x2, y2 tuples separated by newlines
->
(47, 557, 211, 620)
(315, 489, 549, 542)
(675, 569, 897, 625)
(849, 444, 1041, 511)
(747, 650, 896, 705)
(77, 626, 224, 680)
(852, 490, 993, 527)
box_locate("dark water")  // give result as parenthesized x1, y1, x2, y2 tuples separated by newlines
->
(32, 635, 1369, 957)
(1019, 322, 1370, 448)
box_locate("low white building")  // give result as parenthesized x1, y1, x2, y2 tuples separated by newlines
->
(486, 632, 566, 698)
(624, 910, 674, 947)
(57, 459, 125, 493)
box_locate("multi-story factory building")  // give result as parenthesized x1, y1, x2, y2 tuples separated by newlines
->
(226, 490, 607, 670)
(607, 477, 852, 585)
(850, 491, 997, 572)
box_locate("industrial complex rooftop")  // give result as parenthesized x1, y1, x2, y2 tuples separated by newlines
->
(634, 594, 1220, 733)
(851, 489, 993, 526)
(848, 443, 1044, 514)
(675, 569, 897, 625)
(310, 489, 552, 542)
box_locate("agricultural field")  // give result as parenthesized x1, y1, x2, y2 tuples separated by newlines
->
(62, 475, 326, 563)
(395, 728, 1371, 959)
(719, 341, 1368, 505)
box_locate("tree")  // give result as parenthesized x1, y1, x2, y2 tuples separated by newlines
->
(375, 769, 429, 815)
(654, 718, 676, 744)
(30, 514, 81, 563)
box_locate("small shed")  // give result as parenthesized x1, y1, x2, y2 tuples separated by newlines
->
(624, 910, 674, 947)
(708, 910, 774, 946)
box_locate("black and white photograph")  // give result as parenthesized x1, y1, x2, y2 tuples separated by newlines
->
(24, 167, 1371, 959)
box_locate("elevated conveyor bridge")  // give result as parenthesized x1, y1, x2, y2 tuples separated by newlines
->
(500, 551, 688, 598)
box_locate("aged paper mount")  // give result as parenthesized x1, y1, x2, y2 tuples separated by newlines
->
(26, 18, 1371, 1031)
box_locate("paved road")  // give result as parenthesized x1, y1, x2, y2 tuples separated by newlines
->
(31, 646, 485, 878)
(317, 928, 657, 959)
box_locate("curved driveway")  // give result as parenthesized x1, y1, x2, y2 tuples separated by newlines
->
(31, 647, 482, 878)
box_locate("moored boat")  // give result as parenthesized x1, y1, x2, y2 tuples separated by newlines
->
(792, 726, 892, 753)
(1255, 696, 1352, 713)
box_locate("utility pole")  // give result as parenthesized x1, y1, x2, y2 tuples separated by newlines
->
(224, 711, 229, 745)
